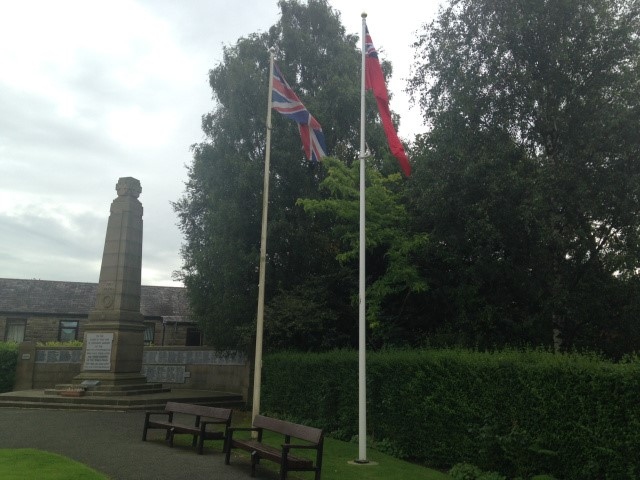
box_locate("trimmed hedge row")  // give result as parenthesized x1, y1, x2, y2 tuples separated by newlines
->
(0, 342, 18, 393)
(262, 349, 640, 480)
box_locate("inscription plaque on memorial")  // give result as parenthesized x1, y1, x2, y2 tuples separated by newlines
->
(83, 332, 114, 371)
(141, 365, 186, 383)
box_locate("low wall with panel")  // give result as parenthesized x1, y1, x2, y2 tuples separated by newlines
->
(14, 344, 250, 401)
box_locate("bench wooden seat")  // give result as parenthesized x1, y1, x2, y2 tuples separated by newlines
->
(142, 402, 232, 454)
(225, 414, 323, 480)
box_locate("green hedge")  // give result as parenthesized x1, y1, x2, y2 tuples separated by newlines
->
(0, 343, 18, 393)
(262, 349, 640, 480)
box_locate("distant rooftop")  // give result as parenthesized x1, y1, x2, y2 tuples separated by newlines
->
(0, 278, 190, 318)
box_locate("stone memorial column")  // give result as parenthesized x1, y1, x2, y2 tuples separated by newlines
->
(75, 177, 147, 386)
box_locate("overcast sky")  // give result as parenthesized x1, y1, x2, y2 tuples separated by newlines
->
(0, 0, 441, 287)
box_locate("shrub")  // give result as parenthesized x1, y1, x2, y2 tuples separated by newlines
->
(36, 341, 83, 347)
(449, 463, 483, 480)
(262, 348, 640, 480)
(0, 342, 19, 393)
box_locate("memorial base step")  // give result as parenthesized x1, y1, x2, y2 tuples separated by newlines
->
(0, 389, 245, 411)
(48, 382, 170, 397)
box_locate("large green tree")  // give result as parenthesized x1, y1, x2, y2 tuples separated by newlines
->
(408, 0, 640, 354)
(174, 0, 373, 351)
(298, 157, 429, 347)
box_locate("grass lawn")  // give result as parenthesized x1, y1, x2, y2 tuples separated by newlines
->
(309, 435, 451, 480)
(0, 449, 108, 480)
(1, 444, 451, 480)
(200, 431, 452, 480)
(1, 409, 450, 480)
(174, 409, 452, 480)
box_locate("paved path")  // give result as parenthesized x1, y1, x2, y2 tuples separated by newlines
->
(0, 408, 277, 480)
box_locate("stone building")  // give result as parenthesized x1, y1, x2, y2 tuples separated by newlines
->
(0, 278, 201, 346)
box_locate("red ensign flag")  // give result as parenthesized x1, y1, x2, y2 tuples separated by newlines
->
(365, 27, 411, 177)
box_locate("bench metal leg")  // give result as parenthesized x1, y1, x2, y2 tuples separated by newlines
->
(142, 414, 151, 442)
(225, 438, 234, 465)
(197, 436, 204, 455)
(279, 455, 287, 480)
(251, 451, 260, 477)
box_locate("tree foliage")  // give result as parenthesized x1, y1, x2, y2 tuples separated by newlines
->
(175, 0, 640, 357)
(298, 157, 429, 347)
(174, 0, 366, 351)
(408, 0, 640, 355)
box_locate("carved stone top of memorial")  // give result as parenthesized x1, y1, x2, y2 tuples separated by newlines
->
(116, 177, 142, 198)
(91, 176, 144, 318)
(77, 176, 149, 381)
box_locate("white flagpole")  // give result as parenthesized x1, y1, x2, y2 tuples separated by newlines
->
(252, 46, 276, 426)
(357, 12, 368, 464)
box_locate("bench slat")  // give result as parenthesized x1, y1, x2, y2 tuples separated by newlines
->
(142, 402, 232, 455)
(225, 415, 323, 479)
(147, 420, 224, 438)
(253, 415, 322, 444)
(163, 402, 232, 421)
(230, 439, 313, 467)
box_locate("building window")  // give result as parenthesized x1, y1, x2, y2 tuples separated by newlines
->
(185, 327, 202, 346)
(5, 318, 26, 343)
(58, 320, 79, 342)
(144, 323, 155, 345)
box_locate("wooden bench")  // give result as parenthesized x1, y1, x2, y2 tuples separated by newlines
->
(142, 402, 232, 454)
(225, 414, 323, 480)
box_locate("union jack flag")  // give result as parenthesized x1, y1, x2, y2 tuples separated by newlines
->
(272, 63, 327, 163)
(365, 28, 379, 61)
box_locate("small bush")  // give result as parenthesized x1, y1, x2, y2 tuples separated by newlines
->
(449, 463, 483, 480)
(0, 342, 19, 393)
(448, 463, 506, 480)
(36, 341, 83, 347)
(478, 473, 507, 480)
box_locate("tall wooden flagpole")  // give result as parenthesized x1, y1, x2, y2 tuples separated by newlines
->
(252, 47, 276, 425)
(356, 12, 369, 464)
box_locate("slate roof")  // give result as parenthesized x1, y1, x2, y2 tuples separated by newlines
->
(0, 278, 190, 318)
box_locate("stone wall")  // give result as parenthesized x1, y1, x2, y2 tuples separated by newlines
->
(0, 315, 85, 343)
(14, 344, 250, 400)
(0, 315, 196, 346)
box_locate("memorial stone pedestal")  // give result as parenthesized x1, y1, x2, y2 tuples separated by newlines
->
(67, 177, 167, 395)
